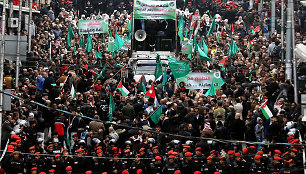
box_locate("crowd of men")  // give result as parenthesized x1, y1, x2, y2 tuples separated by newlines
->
(1, 0, 306, 173)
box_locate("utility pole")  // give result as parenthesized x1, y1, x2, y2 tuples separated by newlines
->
(27, 0, 33, 53)
(271, 0, 276, 36)
(285, 0, 293, 80)
(291, 0, 298, 104)
(16, 0, 22, 87)
(281, 0, 284, 63)
(0, 0, 7, 150)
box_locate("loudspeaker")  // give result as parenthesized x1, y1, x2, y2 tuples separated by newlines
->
(161, 39, 173, 51)
(135, 30, 147, 42)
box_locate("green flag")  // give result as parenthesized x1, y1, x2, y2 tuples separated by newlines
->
(200, 38, 208, 54)
(207, 16, 215, 36)
(229, 39, 239, 58)
(138, 74, 147, 93)
(95, 50, 102, 59)
(115, 32, 125, 52)
(154, 54, 163, 80)
(150, 105, 162, 124)
(79, 35, 85, 49)
(67, 23, 74, 47)
(108, 95, 115, 122)
(178, 15, 184, 40)
(102, 34, 106, 44)
(204, 82, 216, 96)
(167, 57, 191, 79)
(162, 65, 167, 91)
(85, 33, 93, 52)
(108, 31, 115, 52)
(198, 45, 210, 61)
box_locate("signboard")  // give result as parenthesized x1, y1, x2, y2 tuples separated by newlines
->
(134, 0, 176, 20)
(176, 72, 223, 89)
(181, 40, 192, 54)
(78, 19, 108, 34)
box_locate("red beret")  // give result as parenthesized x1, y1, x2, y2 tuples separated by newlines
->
(49, 169, 55, 173)
(207, 156, 213, 160)
(210, 150, 215, 154)
(16, 140, 21, 143)
(214, 172, 221, 174)
(48, 144, 53, 148)
(122, 170, 129, 174)
(72, 133, 78, 137)
(284, 151, 290, 156)
(291, 148, 298, 152)
(124, 149, 130, 153)
(284, 159, 293, 163)
(185, 152, 192, 157)
(168, 150, 173, 155)
(257, 151, 264, 155)
(62, 149, 69, 152)
(250, 146, 256, 149)
(39, 172, 46, 174)
(172, 152, 178, 155)
(169, 155, 175, 159)
(291, 139, 299, 143)
(152, 146, 158, 150)
(196, 147, 201, 151)
(29, 146, 35, 150)
(194, 171, 201, 174)
(31, 167, 38, 171)
(75, 149, 84, 153)
(97, 146, 103, 150)
(66, 166, 72, 171)
(274, 149, 281, 154)
(96, 149, 102, 154)
(174, 170, 181, 174)
(188, 1, 192, 3)
(7, 145, 14, 152)
(254, 155, 261, 160)
(112, 147, 118, 151)
(155, 156, 162, 160)
(10, 142, 17, 146)
(136, 169, 142, 174)
(242, 148, 248, 155)
(135, 154, 140, 157)
(55, 154, 60, 158)
(219, 156, 226, 160)
(183, 145, 190, 149)
(139, 148, 145, 152)
(274, 156, 281, 161)
(85, 171, 92, 174)
(235, 152, 241, 157)
(35, 152, 40, 155)
(227, 150, 234, 155)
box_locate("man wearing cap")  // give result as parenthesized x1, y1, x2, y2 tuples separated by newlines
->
(193, 147, 205, 171)
(73, 149, 88, 173)
(28, 152, 45, 173)
(62, 149, 73, 170)
(49, 154, 64, 173)
(250, 155, 265, 173)
(7, 151, 23, 174)
(216, 157, 232, 174)
(279, 159, 298, 174)
(267, 156, 282, 173)
(202, 156, 216, 173)
(232, 152, 248, 174)
(121, 149, 132, 171)
(71, 133, 80, 155)
(163, 155, 179, 173)
(65, 166, 72, 174)
(149, 156, 163, 173)
(92, 149, 107, 173)
(130, 154, 146, 173)
(181, 152, 195, 173)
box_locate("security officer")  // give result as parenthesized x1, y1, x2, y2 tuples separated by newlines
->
(250, 155, 265, 173)
(193, 147, 205, 171)
(267, 156, 282, 173)
(202, 156, 216, 173)
(149, 156, 163, 173)
(232, 152, 248, 173)
(216, 157, 232, 174)
(163, 155, 179, 173)
(181, 152, 195, 173)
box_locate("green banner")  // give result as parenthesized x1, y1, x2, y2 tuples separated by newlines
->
(78, 19, 109, 34)
(176, 72, 223, 89)
(134, 0, 176, 20)
(181, 40, 192, 54)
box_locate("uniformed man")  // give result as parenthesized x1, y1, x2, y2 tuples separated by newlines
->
(181, 152, 195, 173)
(163, 155, 179, 173)
(279, 159, 298, 174)
(92, 149, 107, 173)
(216, 156, 232, 174)
(249, 155, 265, 173)
(193, 147, 205, 171)
(49, 154, 65, 173)
(233, 152, 248, 173)
(267, 156, 282, 173)
(73, 149, 88, 173)
(7, 151, 24, 174)
(202, 156, 216, 173)
(149, 156, 163, 173)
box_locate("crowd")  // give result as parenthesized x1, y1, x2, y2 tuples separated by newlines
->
(1, 0, 306, 173)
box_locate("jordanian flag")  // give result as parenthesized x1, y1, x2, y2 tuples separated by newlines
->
(260, 100, 273, 119)
(219, 56, 229, 71)
(252, 26, 261, 35)
(117, 80, 130, 97)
